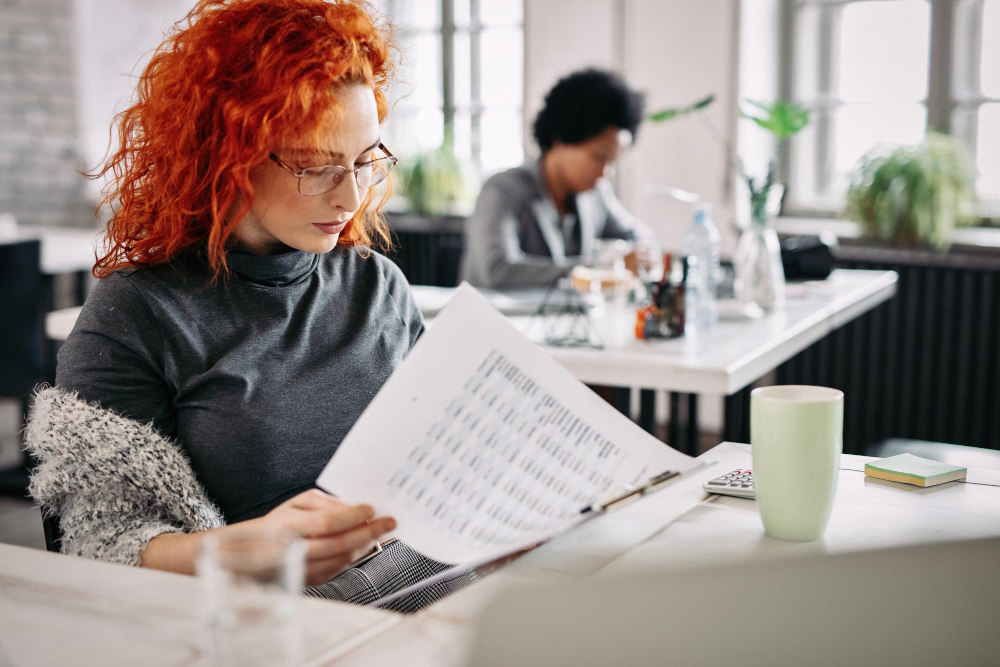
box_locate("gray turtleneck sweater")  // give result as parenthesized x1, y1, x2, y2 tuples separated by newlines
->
(56, 245, 423, 523)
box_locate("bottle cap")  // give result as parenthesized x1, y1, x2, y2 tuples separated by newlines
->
(694, 202, 713, 224)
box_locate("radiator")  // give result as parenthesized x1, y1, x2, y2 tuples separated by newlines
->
(386, 216, 465, 288)
(727, 245, 1000, 455)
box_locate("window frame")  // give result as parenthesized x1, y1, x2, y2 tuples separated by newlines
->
(385, 0, 525, 176)
(779, 0, 997, 224)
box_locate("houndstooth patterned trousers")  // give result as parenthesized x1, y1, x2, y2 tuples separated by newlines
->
(303, 539, 478, 613)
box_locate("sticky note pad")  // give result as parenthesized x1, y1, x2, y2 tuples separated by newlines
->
(864, 453, 967, 488)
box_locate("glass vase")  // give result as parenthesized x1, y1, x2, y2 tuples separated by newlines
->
(734, 184, 785, 312)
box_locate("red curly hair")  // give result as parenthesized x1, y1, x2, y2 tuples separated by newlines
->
(91, 0, 395, 280)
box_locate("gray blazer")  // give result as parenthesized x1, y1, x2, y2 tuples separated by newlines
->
(459, 160, 654, 290)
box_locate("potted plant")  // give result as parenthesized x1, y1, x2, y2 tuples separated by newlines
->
(732, 100, 809, 310)
(395, 129, 467, 218)
(842, 132, 977, 249)
(648, 97, 810, 310)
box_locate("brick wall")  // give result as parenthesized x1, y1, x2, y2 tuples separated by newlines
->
(0, 0, 90, 229)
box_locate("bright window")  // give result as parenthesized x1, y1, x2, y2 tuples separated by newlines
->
(784, 0, 999, 220)
(378, 0, 525, 180)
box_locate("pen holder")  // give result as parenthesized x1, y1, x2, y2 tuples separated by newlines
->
(635, 281, 685, 339)
(636, 253, 687, 339)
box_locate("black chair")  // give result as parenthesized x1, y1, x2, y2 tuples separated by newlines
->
(42, 514, 62, 552)
(0, 239, 48, 498)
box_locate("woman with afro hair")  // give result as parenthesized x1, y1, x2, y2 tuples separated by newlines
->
(461, 68, 655, 290)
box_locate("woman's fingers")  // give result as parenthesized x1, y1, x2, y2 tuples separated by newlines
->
(304, 517, 396, 561)
(301, 518, 398, 586)
(288, 488, 352, 512)
(294, 504, 380, 537)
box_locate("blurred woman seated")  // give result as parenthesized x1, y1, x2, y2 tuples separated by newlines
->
(460, 69, 656, 290)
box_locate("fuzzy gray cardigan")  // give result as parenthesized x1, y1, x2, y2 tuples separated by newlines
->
(25, 386, 475, 611)
(26, 386, 225, 563)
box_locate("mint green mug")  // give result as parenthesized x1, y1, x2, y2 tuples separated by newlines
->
(751, 385, 843, 541)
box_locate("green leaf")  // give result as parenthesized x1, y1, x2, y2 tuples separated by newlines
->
(842, 132, 977, 249)
(740, 99, 810, 139)
(647, 94, 715, 123)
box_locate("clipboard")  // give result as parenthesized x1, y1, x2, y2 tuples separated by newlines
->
(367, 458, 717, 608)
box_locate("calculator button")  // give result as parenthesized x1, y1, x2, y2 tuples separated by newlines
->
(741, 483, 752, 487)
(707, 480, 727, 486)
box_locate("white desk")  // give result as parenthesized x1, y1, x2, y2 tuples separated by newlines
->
(417, 270, 898, 395)
(12, 224, 102, 276)
(418, 270, 897, 452)
(3, 442, 997, 666)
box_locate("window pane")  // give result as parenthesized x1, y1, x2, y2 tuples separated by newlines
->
(382, 0, 441, 30)
(385, 107, 445, 153)
(480, 109, 523, 175)
(785, 115, 822, 207)
(839, 0, 930, 103)
(982, 0, 1000, 98)
(835, 103, 927, 178)
(454, 31, 471, 108)
(391, 32, 443, 108)
(453, 109, 473, 160)
(978, 104, 1000, 199)
(454, 0, 471, 29)
(479, 27, 523, 108)
(792, 4, 826, 100)
(480, 0, 523, 26)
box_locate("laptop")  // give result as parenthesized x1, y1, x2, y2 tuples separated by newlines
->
(467, 537, 1000, 667)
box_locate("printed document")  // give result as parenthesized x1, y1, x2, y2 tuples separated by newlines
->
(316, 284, 694, 564)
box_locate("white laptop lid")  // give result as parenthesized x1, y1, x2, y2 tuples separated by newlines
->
(468, 537, 1000, 667)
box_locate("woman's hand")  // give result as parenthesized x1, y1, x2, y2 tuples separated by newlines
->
(253, 489, 397, 586)
(140, 489, 396, 586)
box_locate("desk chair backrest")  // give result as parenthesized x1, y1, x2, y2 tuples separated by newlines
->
(0, 239, 46, 395)
(42, 514, 62, 553)
(469, 537, 1000, 667)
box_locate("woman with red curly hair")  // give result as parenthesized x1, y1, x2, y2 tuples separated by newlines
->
(26, 0, 475, 611)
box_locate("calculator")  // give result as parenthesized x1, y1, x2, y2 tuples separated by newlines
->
(703, 469, 755, 499)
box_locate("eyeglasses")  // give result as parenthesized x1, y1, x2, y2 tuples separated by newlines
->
(269, 143, 398, 196)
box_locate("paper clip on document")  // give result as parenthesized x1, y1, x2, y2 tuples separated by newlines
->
(581, 469, 681, 515)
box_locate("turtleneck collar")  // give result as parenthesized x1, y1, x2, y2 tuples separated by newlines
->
(225, 243, 320, 287)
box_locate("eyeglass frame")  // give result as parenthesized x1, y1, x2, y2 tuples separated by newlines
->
(268, 143, 398, 196)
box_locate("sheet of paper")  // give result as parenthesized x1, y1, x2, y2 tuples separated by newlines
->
(316, 283, 694, 564)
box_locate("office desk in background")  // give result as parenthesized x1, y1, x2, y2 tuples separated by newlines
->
(13, 225, 101, 276)
(414, 270, 899, 453)
(3, 441, 997, 666)
(9, 225, 102, 310)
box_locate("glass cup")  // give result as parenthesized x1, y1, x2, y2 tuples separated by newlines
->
(751, 385, 844, 541)
(198, 526, 307, 666)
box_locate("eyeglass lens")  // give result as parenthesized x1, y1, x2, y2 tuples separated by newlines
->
(299, 158, 393, 195)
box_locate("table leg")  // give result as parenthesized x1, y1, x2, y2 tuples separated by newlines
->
(669, 392, 681, 451)
(639, 389, 656, 434)
(611, 387, 631, 417)
(687, 393, 699, 455)
(74, 269, 88, 306)
(724, 387, 752, 444)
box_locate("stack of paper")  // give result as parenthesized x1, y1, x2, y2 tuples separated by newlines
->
(864, 453, 967, 488)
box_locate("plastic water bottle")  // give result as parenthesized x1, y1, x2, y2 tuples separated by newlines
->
(681, 202, 721, 331)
